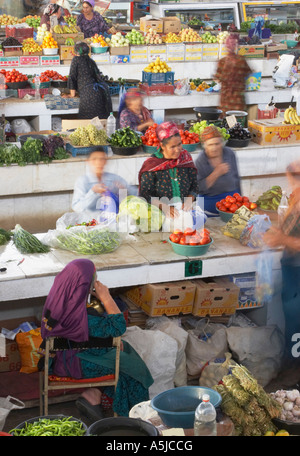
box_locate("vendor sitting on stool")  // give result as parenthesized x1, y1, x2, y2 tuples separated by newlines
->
(119, 88, 154, 133)
(72, 148, 135, 213)
(195, 125, 241, 214)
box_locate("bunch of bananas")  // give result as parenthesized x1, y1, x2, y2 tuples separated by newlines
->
(65, 38, 75, 46)
(284, 106, 300, 125)
(53, 24, 78, 34)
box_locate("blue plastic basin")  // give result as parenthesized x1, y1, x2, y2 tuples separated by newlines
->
(151, 386, 222, 429)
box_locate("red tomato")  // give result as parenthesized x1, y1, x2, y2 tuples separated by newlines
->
(216, 202, 222, 209)
(229, 203, 238, 213)
(226, 196, 236, 204)
(242, 196, 249, 202)
(169, 233, 181, 244)
(200, 235, 211, 245)
(219, 205, 226, 212)
(179, 236, 187, 245)
(184, 228, 196, 236)
(173, 229, 183, 237)
(242, 202, 250, 208)
(189, 235, 200, 246)
(224, 201, 231, 209)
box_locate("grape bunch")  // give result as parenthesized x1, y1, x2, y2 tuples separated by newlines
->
(228, 122, 251, 140)
(69, 125, 108, 147)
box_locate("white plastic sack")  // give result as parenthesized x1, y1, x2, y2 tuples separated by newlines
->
(174, 78, 190, 96)
(122, 326, 178, 399)
(199, 352, 235, 388)
(146, 316, 188, 387)
(0, 396, 25, 431)
(226, 325, 285, 387)
(185, 320, 228, 377)
(11, 119, 32, 134)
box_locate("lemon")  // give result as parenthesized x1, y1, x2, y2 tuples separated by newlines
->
(275, 430, 289, 436)
(264, 431, 275, 436)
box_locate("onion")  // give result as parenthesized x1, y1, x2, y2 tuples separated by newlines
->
(275, 397, 285, 405)
(292, 406, 300, 417)
(275, 390, 287, 398)
(295, 397, 300, 406)
(283, 401, 294, 411)
(286, 389, 300, 402)
(285, 411, 294, 421)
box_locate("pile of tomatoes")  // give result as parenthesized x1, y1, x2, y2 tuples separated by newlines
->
(216, 193, 257, 214)
(141, 123, 159, 148)
(40, 70, 68, 81)
(169, 227, 211, 246)
(179, 130, 200, 145)
(2, 69, 28, 84)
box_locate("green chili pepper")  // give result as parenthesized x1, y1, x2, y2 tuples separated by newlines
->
(10, 417, 86, 436)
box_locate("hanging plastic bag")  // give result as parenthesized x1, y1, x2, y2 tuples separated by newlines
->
(240, 214, 272, 249)
(0, 396, 25, 431)
(255, 249, 274, 303)
(199, 352, 235, 388)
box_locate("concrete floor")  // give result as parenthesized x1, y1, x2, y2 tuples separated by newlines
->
(3, 363, 300, 435)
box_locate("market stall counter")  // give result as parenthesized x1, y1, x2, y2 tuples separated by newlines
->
(0, 217, 282, 307)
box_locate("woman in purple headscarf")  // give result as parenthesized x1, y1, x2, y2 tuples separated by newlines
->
(39, 259, 153, 419)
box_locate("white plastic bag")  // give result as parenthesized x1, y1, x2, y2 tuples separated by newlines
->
(43, 212, 121, 255)
(185, 319, 228, 377)
(11, 119, 33, 134)
(199, 352, 235, 388)
(146, 316, 188, 387)
(122, 326, 178, 399)
(174, 78, 190, 96)
(226, 325, 285, 386)
(162, 202, 207, 233)
(0, 396, 25, 431)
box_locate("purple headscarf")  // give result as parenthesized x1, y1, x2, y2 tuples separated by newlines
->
(41, 259, 96, 342)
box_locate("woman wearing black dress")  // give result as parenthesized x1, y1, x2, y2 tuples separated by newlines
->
(66, 42, 112, 119)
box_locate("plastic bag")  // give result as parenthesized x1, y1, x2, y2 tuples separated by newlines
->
(43, 212, 121, 255)
(240, 214, 272, 249)
(0, 396, 25, 431)
(122, 326, 178, 399)
(226, 325, 285, 386)
(255, 249, 274, 303)
(199, 352, 235, 388)
(118, 196, 165, 233)
(185, 319, 228, 377)
(174, 78, 190, 96)
(16, 328, 42, 374)
(10, 119, 32, 134)
(162, 202, 207, 233)
(146, 316, 188, 387)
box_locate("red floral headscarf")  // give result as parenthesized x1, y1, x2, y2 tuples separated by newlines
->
(156, 121, 179, 142)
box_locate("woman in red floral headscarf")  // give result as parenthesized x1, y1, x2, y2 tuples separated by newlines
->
(138, 121, 198, 219)
(214, 34, 252, 116)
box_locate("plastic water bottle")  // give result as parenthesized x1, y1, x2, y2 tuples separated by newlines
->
(106, 112, 116, 138)
(35, 75, 40, 100)
(194, 394, 217, 436)
(277, 190, 289, 227)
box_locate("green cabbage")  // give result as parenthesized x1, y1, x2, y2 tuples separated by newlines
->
(118, 196, 165, 232)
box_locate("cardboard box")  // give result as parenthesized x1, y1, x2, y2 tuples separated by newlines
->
(130, 45, 148, 63)
(4, 50, 23, 57)
(148, 44, 167, 62)
(219, 43, 228, 59)
(248, 118, 300, 146)
(162, 16, 181, 34)
(59, 45, 75, 61)
(202, 43, 219, 61)
(0, 316, 39, 373)
(92, 53, 110, 64)
(52, 28, 84, 45)
(110, 55, 130, 64)
(109, 45, 130, 56)
(192, 277, 240, 317)
(140, 17, 163, 34)
(20, 55, 40, 66)
(266, 42, 287, 52)
(40, 55, 60, 66)
(0, 56, 19, 67)
(185, 43, 202, 62)
(166, 43, 185, 62)
(124, 281, 196, 317)
(238, 45, 265, 59)
(229, 273, 262, 309)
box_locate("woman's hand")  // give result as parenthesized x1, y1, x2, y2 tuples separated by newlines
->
(214, 162, 230, 178)
(263, 227, 285, 248)
(167, 205, 180, 219)
(94, 281, 121, 314)
(92, 184, 107, 194)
